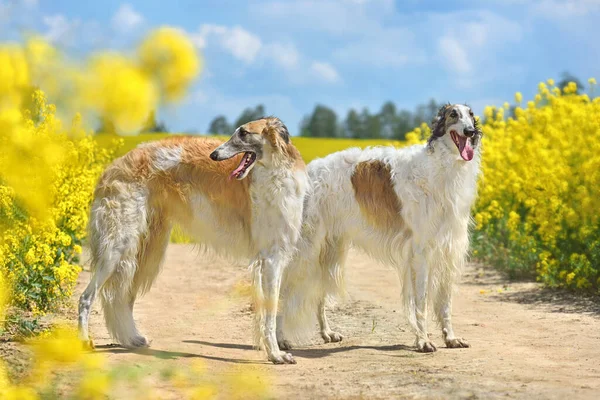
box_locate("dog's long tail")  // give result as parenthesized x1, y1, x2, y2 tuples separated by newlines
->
(279, 235, 347, 345)
(87, 192, 170, 348)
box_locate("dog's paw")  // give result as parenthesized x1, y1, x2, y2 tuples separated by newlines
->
(278, 339, 293, 351)
(269, 351, 297, 365)
(126, 335, 150, 348)
(442, 328, 470, 348)
(321, 330, 344, 343)
(416, 339, 437, 353)
(445, 337, 470, 348)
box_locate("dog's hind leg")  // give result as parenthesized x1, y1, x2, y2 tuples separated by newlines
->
(131, 213, 171, 303)
(78, 254, 118, 348)
(119, 212, 171, 347)
(318, 301, 343, 343)
(89, 191, 154, 348)
(79, 195, 143, 348)
(317, 236, 347, 343)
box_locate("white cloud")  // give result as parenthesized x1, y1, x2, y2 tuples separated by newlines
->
(258, 1, 424, 69)
(194, 24, 263, 64)
(191, 22, 341, 84)
(433, 11, 523, 77)
(310, 61, 340, 83)
(43, 14, 81, 45)
(112, 4, 144, 32)
(263, 42, 300, 69)
(437, 36, 471, 74)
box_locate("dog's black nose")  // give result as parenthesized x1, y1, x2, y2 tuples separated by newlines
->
(463, 128, 476, 138)
(209, 151, 219, 161)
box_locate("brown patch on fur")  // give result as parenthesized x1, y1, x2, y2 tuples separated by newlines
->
(94, 146, 153, 198)
(167, 137, 251, 232)
(351, 160, 403, 231)
(94, 135, 252, 239)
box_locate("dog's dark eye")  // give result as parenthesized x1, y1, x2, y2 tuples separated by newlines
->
(450, 110, 458, 118)
(469, 110, 474, 117)
(239, 129, 247, 137)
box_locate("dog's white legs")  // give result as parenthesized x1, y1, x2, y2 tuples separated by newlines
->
(275, 315, 293, 350)
(435, 285, 470, 349)
(78, 261, 116, 347)
(412, 248, 437, 352)
(318, 301, 343, 343)
(254, 253, 296, 364)
(317, 235, 346, 344)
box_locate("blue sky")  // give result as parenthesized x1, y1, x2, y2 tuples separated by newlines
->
(2, 0, 599, 134)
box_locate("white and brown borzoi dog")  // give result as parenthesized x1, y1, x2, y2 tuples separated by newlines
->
(278, 104, 482, 352)
(78, 117, 307, 364)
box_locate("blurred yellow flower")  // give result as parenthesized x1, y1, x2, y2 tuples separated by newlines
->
(138, 27, 201, 101)
(514, 92, 523, 104)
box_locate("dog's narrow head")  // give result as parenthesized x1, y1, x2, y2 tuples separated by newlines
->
(209, 116, 290, 180)
(428, 104, 481, 161)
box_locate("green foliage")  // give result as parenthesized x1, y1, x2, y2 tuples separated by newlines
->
(234, 104, 266, 128)
(207, 115, 232, 135)
(300, 104, 339, 137)
(301, 98, 441, 139)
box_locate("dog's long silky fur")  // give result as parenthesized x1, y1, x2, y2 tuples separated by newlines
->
(278, 104, 482, 352)
(78, 117, 308, 364)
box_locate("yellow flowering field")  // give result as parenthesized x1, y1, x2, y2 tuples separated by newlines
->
(0, 27, 201, 317)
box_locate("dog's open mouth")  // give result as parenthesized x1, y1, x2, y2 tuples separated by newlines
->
(230, 152, 257, 180)
(450, 131, 474, 161)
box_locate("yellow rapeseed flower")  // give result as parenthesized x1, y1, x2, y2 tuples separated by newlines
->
(514, 92, 523, 104)
(138, 27, 201, 101)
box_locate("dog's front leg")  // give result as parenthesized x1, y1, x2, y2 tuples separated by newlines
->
(412, 246, 437, 352)
(254, 252, 296, 364)
(436, 285, 470, 349)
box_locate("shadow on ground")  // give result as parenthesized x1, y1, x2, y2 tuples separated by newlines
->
(93, 343, 263, 364)
(493, 287, 600, 317)
(183, 339, 417, 359)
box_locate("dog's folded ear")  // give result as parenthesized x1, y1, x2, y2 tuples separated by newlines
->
(262, 117, 290, 149)
(431, 104, 451, 138)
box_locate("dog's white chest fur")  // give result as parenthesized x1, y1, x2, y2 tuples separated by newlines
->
(250, 166, 307, 253)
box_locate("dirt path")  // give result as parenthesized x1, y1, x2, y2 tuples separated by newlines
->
(74, 244, 600, 399)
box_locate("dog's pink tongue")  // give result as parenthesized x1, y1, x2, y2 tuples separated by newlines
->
(458, 136, 474, 161)
(229, 154, 248, 180)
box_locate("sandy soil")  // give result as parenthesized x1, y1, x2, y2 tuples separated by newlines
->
(73, 244, 600, 399)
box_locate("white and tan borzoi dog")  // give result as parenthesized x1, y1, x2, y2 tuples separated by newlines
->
(278, 104, 482, 352)
(78, 117, 307, 364)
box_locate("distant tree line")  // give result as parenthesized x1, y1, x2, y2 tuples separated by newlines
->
(298, 99, 443, 140)
(206, 101, 442, 140)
